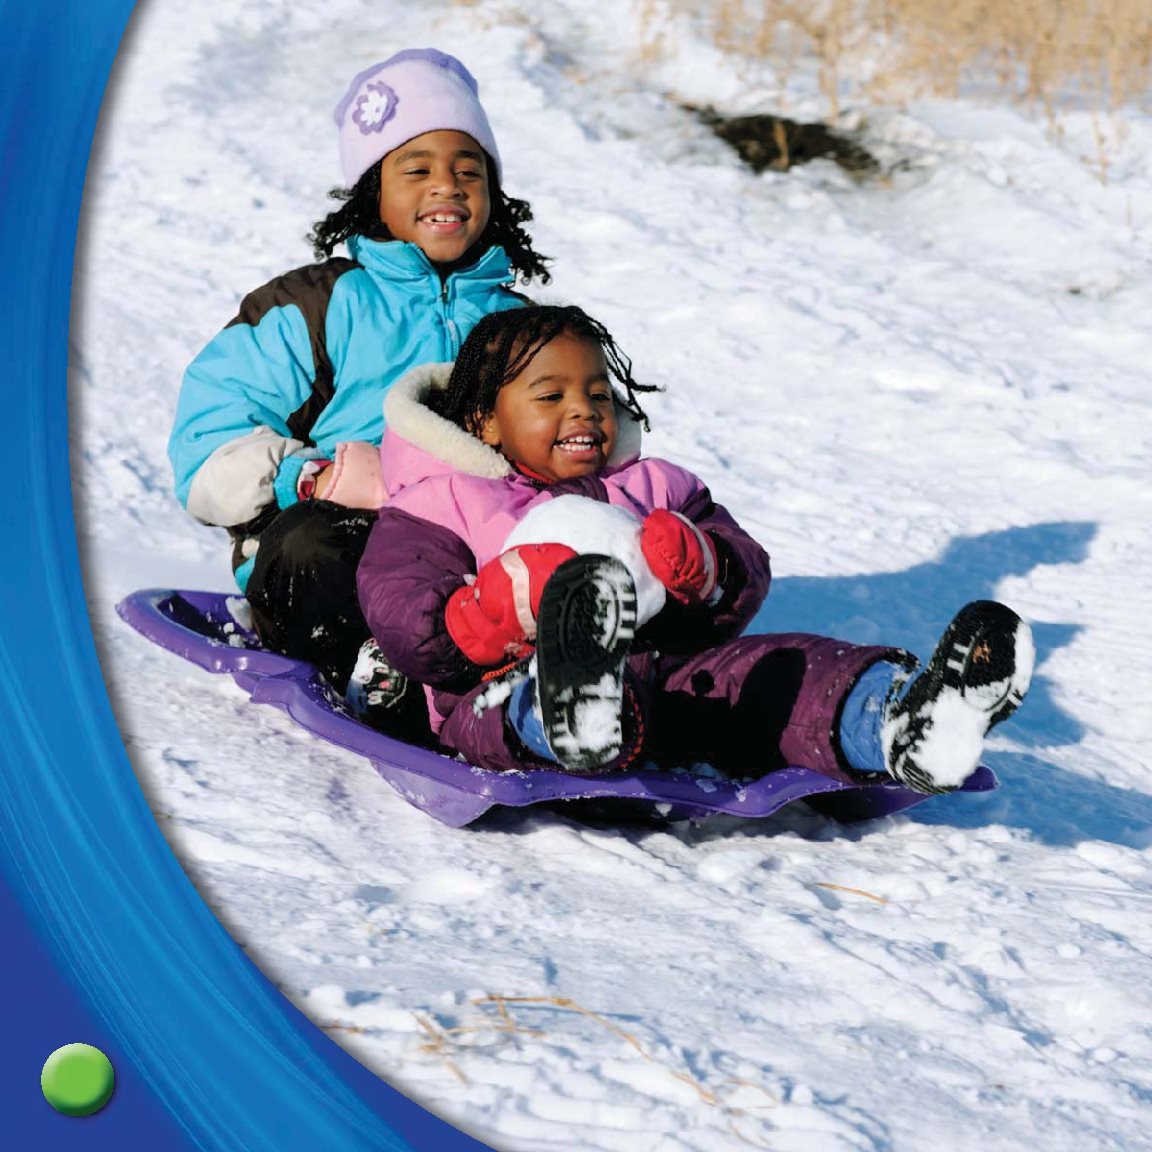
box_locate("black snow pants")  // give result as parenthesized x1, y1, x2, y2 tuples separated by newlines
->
(245, 500, 375, 690)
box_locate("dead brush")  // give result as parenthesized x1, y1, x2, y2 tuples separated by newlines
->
(646, 0, 1152, 114)
(405, 994, 779, 1142)
(643, 0, 1151, 178)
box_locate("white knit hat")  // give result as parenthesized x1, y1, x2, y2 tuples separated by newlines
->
(334, 49, 502, 188)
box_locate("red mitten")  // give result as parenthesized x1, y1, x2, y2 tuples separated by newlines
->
(445, 543, 578, 666)
(640, 509, 719, 605)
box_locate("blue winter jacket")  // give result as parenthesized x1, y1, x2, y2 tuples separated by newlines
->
(168, 236, 523, 585)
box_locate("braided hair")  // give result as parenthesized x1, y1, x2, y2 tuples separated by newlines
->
(435, 304, 660, 436)
(307, 155, 551, 285)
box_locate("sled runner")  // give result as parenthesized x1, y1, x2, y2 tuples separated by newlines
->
(115, 589, 998, 828)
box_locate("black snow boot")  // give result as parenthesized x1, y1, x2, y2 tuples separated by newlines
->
(345, 638, 430, 744)
(882, 600, 1035, 795)
(534, 554, 638, 773)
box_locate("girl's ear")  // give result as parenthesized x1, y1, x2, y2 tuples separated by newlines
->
(476, 410, 500, 447)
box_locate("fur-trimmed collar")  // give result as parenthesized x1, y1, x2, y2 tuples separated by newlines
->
(383, 361, 644, 480)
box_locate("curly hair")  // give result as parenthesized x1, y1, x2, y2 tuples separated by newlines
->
(307, 155, 551, 285)
(434, 304, 660, 435)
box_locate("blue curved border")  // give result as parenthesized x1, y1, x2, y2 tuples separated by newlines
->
(0, 4, 488, 1148)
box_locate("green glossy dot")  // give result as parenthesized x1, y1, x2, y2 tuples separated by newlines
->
(41, 1043, 115, 1116)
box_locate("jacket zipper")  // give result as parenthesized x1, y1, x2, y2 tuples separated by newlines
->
(440, 277, 460, 355)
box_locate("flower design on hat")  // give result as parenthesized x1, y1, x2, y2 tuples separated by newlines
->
(352, 81, 398, 135)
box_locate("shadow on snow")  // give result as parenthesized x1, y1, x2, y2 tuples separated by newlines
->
(751, 519, 1150, 848)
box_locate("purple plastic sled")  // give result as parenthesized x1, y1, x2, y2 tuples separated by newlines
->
(115, 589, 998, 827)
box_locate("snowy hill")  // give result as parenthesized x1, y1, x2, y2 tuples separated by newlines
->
(75, 0, 1152, 1148)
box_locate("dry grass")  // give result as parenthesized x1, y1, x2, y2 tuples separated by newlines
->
(327, 994, 781, 1142)
(642, 0, 1152, 120)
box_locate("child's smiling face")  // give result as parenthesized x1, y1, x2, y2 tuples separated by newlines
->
(478, 334, 619, 482)
(377, 129, 492, 267)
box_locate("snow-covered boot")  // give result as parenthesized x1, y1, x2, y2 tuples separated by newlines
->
(882, 601, 1035, 795)
(345, 638, 412, 730)
(534, 554, 638, 773)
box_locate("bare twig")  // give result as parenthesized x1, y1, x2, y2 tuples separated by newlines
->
(810, 881, 888, 904)
(413, 1012, 470, 1084)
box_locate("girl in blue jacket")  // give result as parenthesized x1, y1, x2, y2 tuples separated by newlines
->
(167, 49, 548, 735)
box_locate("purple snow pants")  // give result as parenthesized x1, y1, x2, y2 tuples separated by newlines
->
(436, 633, 907, 782)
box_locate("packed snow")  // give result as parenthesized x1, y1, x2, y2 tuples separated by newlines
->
(74, 0, 1152, 1149)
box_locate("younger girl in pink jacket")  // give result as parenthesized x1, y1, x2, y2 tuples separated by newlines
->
(357, 305, 1034, 793)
